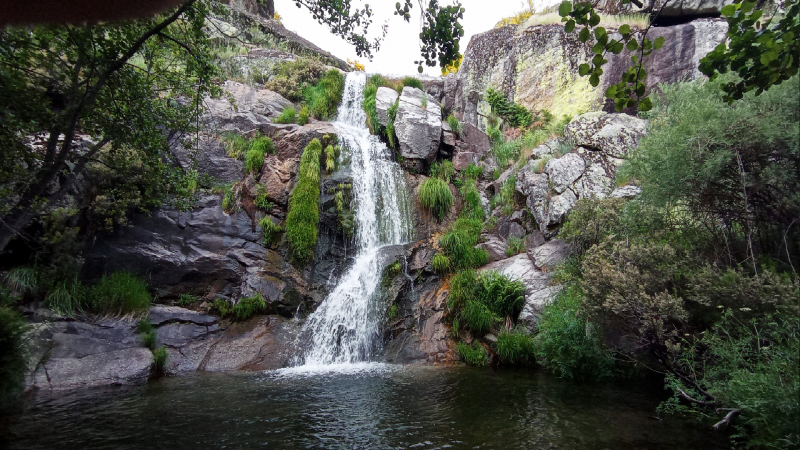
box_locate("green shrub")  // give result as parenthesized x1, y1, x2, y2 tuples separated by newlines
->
(432, 253, 452, 274)
(419, 177, 453, 220)
(89, 272, 151, 315)
(253, 187, 274, 210)
(0, 306, 28, 399)
(506, 236, 524, 257)
(286, 139, 323, 264)
(305, 69, 345, 120)
(457, 341, 488, 367)
(535, 285, 613, 381)
(402, 77, 424, 90)
(429, 160, 455, 182)
(497, 328, 536, 365)
(222, 133, 250, 160)
(446, 114, 464, 138)
(152, 346, 168, 374)
(260, 216, 282, 245)
(177, 293, 196, 307)
(231, 294, 266, 321)
(274, 106, 297, 124)
(213, 299, 231, 317)
(264, 57, 326, 101)
(659, 308, 799, 450)
(297, 106, 310, 125)
(448, 269, 525, 335)
(460, 181, 485, 222)
(142, 330, 157, 350)
(462, 163, 482, 181)
(559, 197, 629, 253)
(387, 304, 398, 320)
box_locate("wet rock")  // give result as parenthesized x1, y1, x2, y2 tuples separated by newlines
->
(611, 185, 643, 198)
(395, 86, 443, 162)
(544, 152, 585, 194)
(528, 239, 571, 271)
(563, 112, 647, 158)
(375, 87, 399, 127)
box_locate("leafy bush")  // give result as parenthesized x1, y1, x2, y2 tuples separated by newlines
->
(559, 197, 629, 252)
(457, 341, 488, 367)
(486, 87, 532, 128)
(274, 106, 297, 124)
(286, 139, 323, 264)
(497, 328, 536, 365)
(297, 106, 310, 125)
(214, 299, 231, 317)
(462, 163, 482, 181)
(402, 77, 424, 90)
(89, 272, 151, 315)
(659, 309, 799, 449)
(432, 253, 452, 274)
(446, 114, 464, 137)
(264, 57, 326, 101)
(419, 177, 453, 220)
(0, 306, 28, 399)
(305, 69, 345, 120)
(231, 294, 266, 321)
(535, 285, 614, 381)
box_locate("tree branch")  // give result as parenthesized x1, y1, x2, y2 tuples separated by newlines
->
(712, 409, 739, 430)
(677, 388, 717, 407)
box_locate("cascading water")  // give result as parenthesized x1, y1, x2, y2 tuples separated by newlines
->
(293, 73, 413, 368)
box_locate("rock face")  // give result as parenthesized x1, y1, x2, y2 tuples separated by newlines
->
(452, 19, 728, 130)
(564, 111, 648, 157)
(596, 0, 738, 17)
(375, 87, 400, 127)
(394, 86, 443, 163)
(452, 123, 492, 170)
(204, 80, 293, 133)
(173, 134, 244, 184)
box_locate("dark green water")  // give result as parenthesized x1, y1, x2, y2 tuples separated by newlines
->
(2, 365, 726, 449)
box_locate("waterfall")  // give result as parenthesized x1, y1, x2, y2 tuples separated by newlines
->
(293, 73, 413, 368)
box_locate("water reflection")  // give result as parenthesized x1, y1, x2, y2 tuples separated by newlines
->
(2, 366, 727, 450)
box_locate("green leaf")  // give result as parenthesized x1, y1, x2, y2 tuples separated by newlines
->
(605, 85, 618, 98)
(654, 36, 665, 50)
(592, 42, 605, 55)
(741, 0, 756, 13)
(579, 63, 591, 76)
(558, 1, 573, 17)
(619, 24, 631, 35)
(589, 73, 600, 87)
(579, 27, 591, 42)
(590, 13, 601, 26)
(720, 4, 737, 16)
(638, 97, 653, 111)
(594, 27, 607, 40)
(565, 19, 576, 32)
(627, 39, 639, 51)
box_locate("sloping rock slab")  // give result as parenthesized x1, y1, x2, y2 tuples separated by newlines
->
(528, 239, 571, 271)
(482, 254, 551, 302)
(375, 87, 399, 127)
(149, 305, 218, 327)
(519, 285, 563, 331)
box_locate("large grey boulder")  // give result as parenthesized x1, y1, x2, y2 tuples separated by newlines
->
(394, 86, 443, 163)
(482, 254, 551, 304)
(518, 286, 563, 331)
(573, 163, 614, 200)
(452, 123, 492, 170)
(172, 134, 244, 184)
(375, 87, 399, 127)
(545, 152, 585, 194)
(528, 239, 571, 271)
(564, 112, 647, 158)
(597, 0, 739, 17)
(203, 80, 293, 133)
(477, 236, 509, 263)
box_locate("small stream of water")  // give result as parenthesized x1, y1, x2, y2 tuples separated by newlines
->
(292, 73, 413, 368)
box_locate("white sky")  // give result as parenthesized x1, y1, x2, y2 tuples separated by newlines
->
(275, 0, 560, 77)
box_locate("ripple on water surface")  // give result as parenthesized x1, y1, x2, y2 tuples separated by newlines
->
(2, 366, 728, 450)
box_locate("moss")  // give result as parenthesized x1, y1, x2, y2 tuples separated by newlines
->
(286, 138, 323, 264)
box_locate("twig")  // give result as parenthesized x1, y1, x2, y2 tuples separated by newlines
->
(712, 409, 739, 430)
(677, 388, 716, 407)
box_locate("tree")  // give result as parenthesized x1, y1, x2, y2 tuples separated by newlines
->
(557, 0, 799, 110)
(0, 0, 218, 254)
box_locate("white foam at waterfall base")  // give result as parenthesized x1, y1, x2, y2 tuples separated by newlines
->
(289, 73, 413, 370)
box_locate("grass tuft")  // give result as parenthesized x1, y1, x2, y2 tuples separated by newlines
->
(432, 253, 452, 274)
(305, 69, 345, 121)
(419, 177, 453, 220)
(89, 272, 151, 315)
(297, 106, 310, 125)
(402, 77, 424, 90)
(274, 106, 297, 124)
(286, 139, 323, 264)
(497, 328, 536, 365)
(457, 341, 488, 367)
(231, 294, 266, 321)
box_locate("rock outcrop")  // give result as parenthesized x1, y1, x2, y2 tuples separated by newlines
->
(395, 86, 443, 163)
(375, 87, 400, 127)
(450, 18, 728, 130)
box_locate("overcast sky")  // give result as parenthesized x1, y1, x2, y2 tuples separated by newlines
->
(275, 0, 560, 77)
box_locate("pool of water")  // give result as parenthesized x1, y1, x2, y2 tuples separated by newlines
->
(1, 365, 726, 449)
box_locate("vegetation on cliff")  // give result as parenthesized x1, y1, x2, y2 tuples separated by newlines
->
(286, 138, 323, 264)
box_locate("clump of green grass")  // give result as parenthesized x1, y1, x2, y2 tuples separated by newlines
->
(439, 218, 487, 270)
(387, 304, 398, 320)
(286, 138, 323, 264)
(142, 330, 157, 350)
(305, 69, 345, 121)
(44, 278, 83, 316)
(432, 253, 452, 274)
(274, 106, 297, 124)
(446, 114, 464, 138)
(386, 100, 399, 148)
(297, 106, 310, 125)
(460, 181, 485, 222)
(430, 160, 455, 182)
(324, 145, 339, 173)
(463, 163, 482, 181)
(231, 294, 266, 321)
(402, 77, 424, 90)
(448, 269, 525, 335)
(486, 87, 532, 128)
(246, 136, 274, 174)
(419, 177, 453, 220)
(0, 306, 29, 397)
(89, 272, 151, 315)
(214, 299, 231, 317)
(421, 92, 429, 110)
(259, 216, 282, 245)
(457, 341, 488, 367)
(506, 236, 525, 257)
(137, 318, 153, 334)
(222, 133, 250, 160)
(497, 328, 536, 365)
(152, 346, 168, 375)
(253, 185, 274, 210)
